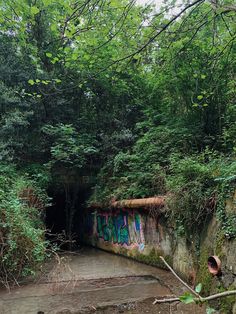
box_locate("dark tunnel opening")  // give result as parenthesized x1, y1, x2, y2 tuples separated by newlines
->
(45, 187, 90, 250)
(45, 192, 66, 235)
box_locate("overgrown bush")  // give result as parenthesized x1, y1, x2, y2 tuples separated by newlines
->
(165, 153, 217, 235)
(0, 164, 49, 287)
(91, 144, 236, 239)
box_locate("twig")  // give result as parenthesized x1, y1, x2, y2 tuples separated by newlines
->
(159, 256, 201, 298)
(153, 290, 236, 304)
(154, 256, 236, 305)
(153, 297, 180, 304)
(100, 0, 205, 69)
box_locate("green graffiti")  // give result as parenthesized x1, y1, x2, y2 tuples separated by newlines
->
(95, 211, 143, 247)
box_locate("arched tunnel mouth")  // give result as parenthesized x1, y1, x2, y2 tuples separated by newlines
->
(45, 186, 90, 250)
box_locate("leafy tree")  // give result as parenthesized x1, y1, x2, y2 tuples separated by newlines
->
(0, 0, 235, 281)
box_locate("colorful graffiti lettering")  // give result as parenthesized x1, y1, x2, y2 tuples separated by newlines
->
(96, 210, 144, 249)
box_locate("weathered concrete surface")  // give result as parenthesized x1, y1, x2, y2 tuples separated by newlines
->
(82, 210, 196, 282)
(0, 248, 205, 314)
(83, 200, 236, 289)
(172, 237, 194, 278)
(222, 238, 236, 275)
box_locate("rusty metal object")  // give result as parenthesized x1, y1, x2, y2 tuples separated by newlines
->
(110, 196, 165, 209)
(207, 255, 222, 276)
(88, 196, 166, 210)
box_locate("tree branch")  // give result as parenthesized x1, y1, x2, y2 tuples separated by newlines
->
(99, 0, 206, 70)
(154, 256, 236, 306)
(153, 290, 236, 304)
(159, 256, 201, 298)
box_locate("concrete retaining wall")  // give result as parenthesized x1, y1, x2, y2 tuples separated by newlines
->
(82, 193, 236, 311)
(82, 208, 196, 282)
(82, 206, 235, 285)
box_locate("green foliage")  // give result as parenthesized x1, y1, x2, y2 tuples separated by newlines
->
(165, 153, 217, 233)
(213, 160, 236, 239)
(195, 283, 202, 294)
(0, 164, 49, 285)
(179, 292, 195, 304)
(167, 154, 236, 236)
(196, 248, 213, 295)
(42, 123, 98, 169)
(22, 163, 51, 191)
(0, 0, 235, 284)
(217, 286, 236, 314)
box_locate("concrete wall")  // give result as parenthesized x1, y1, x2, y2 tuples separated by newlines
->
(82, 208, 195, 281)
(82, 206, 235, 284)
(82, 195, 236, 311)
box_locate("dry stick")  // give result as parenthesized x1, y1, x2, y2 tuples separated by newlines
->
(153, 297, 180, 304)
(154, 290, 236, 304)
(153, 256, 236, 305)
(159, 256, 201, 298)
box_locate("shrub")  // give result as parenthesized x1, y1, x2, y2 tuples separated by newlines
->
(0, 164, 48, 287)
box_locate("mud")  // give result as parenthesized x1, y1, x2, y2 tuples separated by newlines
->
(0, 248, 205, 314)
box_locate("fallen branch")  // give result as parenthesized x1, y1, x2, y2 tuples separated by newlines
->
(159, 256, 201, 298)
(154, 290, 236, 304)
(153, 297, 180, 304)
(154, 256, 236, 305)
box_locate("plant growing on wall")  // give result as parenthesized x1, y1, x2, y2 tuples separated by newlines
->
(154, 256, 236, 313)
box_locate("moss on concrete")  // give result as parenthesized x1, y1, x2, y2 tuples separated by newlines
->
(217, 285, 236, 314)
(196, 248, 213, 295)
(119, 247, 129, 257)
(215, 231, 225, 259)
(133, 248, 172, 270)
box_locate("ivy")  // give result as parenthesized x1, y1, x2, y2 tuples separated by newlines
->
(215, 169, 236, 239)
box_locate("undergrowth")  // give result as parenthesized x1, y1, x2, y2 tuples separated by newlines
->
(0, 163, 50, 288)
(90, 147, 236, 238)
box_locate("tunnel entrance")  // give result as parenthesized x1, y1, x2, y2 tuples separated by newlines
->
(45, 187, 90, 250)
(45, 192, 67, 235)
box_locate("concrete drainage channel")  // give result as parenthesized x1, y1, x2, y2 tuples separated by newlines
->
(0, 275, 171, 314)
(0, 248, 205, 314)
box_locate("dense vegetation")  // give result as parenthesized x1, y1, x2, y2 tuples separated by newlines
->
(0, 0, 235, 283)
(0, 165, 49, 286)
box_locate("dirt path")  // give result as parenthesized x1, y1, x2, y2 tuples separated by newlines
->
(0, 248, 205, 314)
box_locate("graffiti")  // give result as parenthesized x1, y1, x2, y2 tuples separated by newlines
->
(95, 210, 144, 249)
(139, 243, 145, 251)
(83, 208, 173, 257)
(128, 213, 142, 244)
